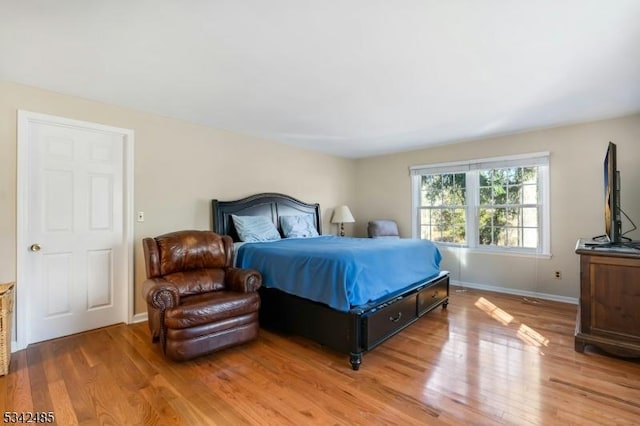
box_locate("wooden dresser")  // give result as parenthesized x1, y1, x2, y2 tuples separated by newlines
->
(575, 240, 640, 357)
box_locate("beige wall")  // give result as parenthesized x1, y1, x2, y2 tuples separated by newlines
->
(354, 114, 640, 299)
(0, 81, 356, 314)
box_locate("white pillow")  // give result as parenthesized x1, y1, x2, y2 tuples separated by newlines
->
(232, 215, 281, 242)
(280, 215, 319, 238)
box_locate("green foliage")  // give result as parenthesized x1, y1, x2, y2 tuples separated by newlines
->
(420, 173, 466, 243)
(420, 167, 538, 248)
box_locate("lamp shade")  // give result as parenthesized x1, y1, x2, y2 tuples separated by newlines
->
(331, 205, 355, 224)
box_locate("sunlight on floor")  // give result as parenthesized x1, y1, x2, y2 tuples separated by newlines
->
(474, 297, 513, 325)
(474, 297, 550, 348)
(517, 324, 549, 347)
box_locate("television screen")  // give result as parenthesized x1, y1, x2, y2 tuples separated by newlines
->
(604, 142, 621, 243)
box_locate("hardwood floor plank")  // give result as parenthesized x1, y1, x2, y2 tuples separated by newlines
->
(25, 343, 55, 414)
(61, 345, 100, 424)
(137, 374, 191, 426)
(2, 287, 639, 425)
(0, 351, 33, 412)
(48, 380, 79, 426)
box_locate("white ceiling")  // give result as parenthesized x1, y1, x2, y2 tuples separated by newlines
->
(2, 1, 640, 158)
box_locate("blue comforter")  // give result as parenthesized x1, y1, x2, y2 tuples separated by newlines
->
(235, 236, 441, 312)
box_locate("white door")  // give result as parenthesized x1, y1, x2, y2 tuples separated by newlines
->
(17, 111, 134, 346)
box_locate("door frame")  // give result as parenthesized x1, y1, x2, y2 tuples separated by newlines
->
(15, 110, 135, 351)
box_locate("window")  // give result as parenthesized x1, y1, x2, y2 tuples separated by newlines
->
(419, 173, 467, 244)
(411, 152, 550, 255)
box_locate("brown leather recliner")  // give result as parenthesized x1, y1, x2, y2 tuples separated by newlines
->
(142, 230, 262, 361)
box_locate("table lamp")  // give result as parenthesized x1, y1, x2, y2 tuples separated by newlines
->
(331, 205, 355, 237)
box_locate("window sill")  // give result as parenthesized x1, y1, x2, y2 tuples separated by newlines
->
(436, 244, 552, 259)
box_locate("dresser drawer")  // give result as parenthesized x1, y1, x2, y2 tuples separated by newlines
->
(417, 278, 448, 316)
(364, 294, 417, 349)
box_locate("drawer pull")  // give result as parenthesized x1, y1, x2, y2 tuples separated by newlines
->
(389, 312, 402, 323)
(432, 291, 438, 298)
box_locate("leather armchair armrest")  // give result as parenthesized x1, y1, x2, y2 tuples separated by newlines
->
(143, 278, 180, 310)
(227, 268, 262, 293)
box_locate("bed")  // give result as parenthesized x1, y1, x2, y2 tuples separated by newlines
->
(211, 193, 449, 370)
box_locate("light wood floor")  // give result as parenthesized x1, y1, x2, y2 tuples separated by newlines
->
(2, 287, 639, 425)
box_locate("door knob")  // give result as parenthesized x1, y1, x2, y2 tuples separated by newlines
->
(29, 243, 42, 252)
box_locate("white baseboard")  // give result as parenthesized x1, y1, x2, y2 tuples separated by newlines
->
(130, 312, 148, 323)
(450, 279, 578, 305)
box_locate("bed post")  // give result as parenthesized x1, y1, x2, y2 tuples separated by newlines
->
(349, 353, 362, 370)
(349, 314, 363, 370)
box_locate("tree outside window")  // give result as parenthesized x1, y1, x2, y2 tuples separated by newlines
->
(419, 173, 466, 244)
(478, 167, 538, 248)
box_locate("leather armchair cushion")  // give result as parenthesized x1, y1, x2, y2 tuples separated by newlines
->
(156, 231, 230, 276)
(166, 312, 258, 341)
(165, 320, 259, 361)
(163, 269, 227, 296)
(165, 291, 260, 329)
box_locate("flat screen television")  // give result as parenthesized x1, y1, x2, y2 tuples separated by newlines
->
(604, 141, 622, 243)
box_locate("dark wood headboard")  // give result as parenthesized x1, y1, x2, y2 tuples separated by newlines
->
(211, 193, 322, 242)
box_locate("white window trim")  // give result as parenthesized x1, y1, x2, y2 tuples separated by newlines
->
(410, 152, 551, 256)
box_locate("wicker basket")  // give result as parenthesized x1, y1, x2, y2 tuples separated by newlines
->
(0, 282, 15, 376)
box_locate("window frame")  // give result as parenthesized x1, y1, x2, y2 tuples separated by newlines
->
(410, 152, 550, 256)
